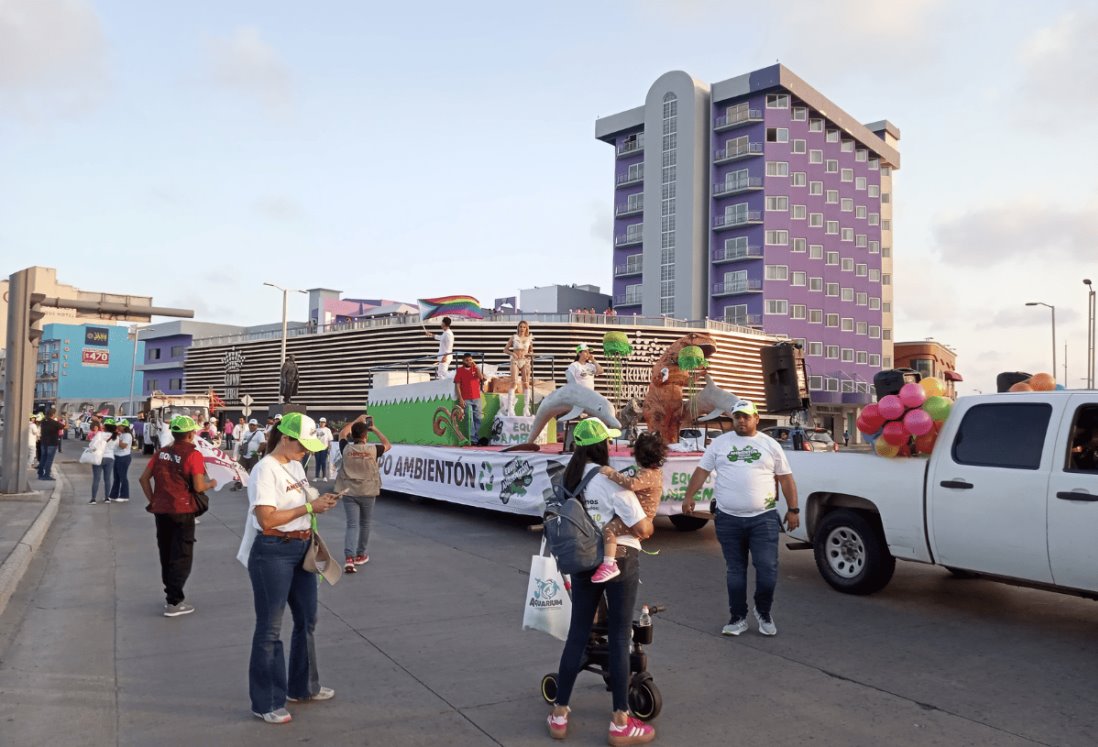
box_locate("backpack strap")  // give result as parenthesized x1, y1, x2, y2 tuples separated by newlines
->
(567, 467, 601, 502)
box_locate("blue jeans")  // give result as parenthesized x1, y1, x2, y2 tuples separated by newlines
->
(248, 535, 320, 714)
(714, 510, 780, 619)
(37, 445, 57, 479)
(464, 398, 482, 441)
(109, 453, 132, 498)
(343, 495, 376, 558)
(314, 449, 329, 479)
(91, 458, 113, 500)
(555, 549, 640, 712)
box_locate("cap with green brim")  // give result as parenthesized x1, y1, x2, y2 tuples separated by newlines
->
(277, 412, 326, 452)
(730, 400, 759, 416)
(169, 415, 198, 433)
(573, 418, 621, 447)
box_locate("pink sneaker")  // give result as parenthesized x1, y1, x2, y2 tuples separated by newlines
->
(354, 554, 369, 565)
(591, 561, 621, 583)
(547, 708, 569, 740)
(344, 557, 357, 574)
(608, 716, 655, 746)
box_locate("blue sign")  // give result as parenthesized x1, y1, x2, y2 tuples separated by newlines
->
(85, 327, 110, 346)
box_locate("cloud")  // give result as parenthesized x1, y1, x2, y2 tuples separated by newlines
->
(205, 27, 291, 112)
(254, 195, 305, 222)
(0, 0, 107, 119)
(981, 306, 1078, 330)
(1014, 10, 1098, 126)
(932, 201, 1098, 267)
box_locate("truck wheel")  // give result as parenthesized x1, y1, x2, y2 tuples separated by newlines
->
(669, 514, 708, 532)
(813, 509, 895, 595)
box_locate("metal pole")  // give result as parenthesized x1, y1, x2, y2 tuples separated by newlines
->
(280, 289, 288, 369)
(1, 269, 36, 494)
(128, 325, 139, 416)
(1089, 286, 1097, 389)
(1051, 306, 1057, 381)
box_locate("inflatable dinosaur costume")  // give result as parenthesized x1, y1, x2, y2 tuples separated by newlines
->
(642, 332, 717, 445)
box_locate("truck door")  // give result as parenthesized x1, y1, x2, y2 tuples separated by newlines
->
(1047, 397, 1098, 592)
(927, 401, 1055, 581)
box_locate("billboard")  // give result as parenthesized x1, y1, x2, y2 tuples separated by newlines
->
(81, 348, 110, 367)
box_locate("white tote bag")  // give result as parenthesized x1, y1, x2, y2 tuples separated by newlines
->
(522, 539, 572, 641)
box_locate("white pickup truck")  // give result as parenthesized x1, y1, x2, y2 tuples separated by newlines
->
(784, 391, 1098, 597)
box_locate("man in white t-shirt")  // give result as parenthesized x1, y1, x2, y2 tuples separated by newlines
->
(424, 316, 455, 379)
(682, 399, 799, 638)
(565, 344, 603, 390)
(313, 417, 334, 479)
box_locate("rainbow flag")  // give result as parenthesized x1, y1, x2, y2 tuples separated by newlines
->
(418, 295, 484, 321)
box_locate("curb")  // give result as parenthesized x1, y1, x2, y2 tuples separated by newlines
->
(0, 474, 63, 618)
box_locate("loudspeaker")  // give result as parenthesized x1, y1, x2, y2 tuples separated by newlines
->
(996, 372, 1032, 393)
(760, 344, 809, 413)
(873, 368, 921, 400)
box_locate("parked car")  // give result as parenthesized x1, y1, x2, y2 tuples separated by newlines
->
(678, 427, 722, 452)
(762, 426, 839, 452)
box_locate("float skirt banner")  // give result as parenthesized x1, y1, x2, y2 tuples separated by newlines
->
(379, 445, 714, 516)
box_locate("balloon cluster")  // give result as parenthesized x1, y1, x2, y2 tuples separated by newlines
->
(857, 377, 952, 458)
(602, 331, 633, 410)
(1007, 372, 1057, 392)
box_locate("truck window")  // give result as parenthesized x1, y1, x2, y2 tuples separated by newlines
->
(1067, 404, 1098, 472)
(952, 403, 1051, 470)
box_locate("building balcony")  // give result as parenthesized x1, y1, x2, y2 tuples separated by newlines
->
(614, 260, 643, 277)
(712, 176, 763, 197)
(712, 244, 763, 263)
(614, 232, 643, 247)
(616, 170, 644, 187)
(616, 140, 644, 157)
(614, 294, 643, 307)
(615, 201, 644, 217)
(714, 108, 763, 131)
(723, 313, 762, 326)
(713, 142, 763, 163)
(711, 279, 763, 296)
(712, 211, 763, 230)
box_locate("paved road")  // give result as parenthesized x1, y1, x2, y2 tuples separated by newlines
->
(1, 453, 1096, 746)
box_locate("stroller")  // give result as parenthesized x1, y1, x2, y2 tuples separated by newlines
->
(539, 599, 664, 721)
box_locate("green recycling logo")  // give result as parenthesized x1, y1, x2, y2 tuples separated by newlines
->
(478, 461, 494, 492)
(726, 445, 762, 464)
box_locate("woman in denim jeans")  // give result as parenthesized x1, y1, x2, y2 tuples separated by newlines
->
(108, 420, 133, 502)
(92, 420, 117, 504)
(245, 413, 342, 725)
(335, 414, 391, 572)
(547, 419, 657, 746)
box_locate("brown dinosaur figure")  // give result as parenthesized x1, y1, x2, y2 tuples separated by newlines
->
(642, 332, 717, 445)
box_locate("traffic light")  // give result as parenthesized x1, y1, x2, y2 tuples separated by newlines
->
(28, 292, 46, 344)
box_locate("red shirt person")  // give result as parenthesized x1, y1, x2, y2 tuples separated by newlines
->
(453, 353, 488, 443)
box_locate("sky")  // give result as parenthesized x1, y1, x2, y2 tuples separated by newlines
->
(2, 0, 1097, 394)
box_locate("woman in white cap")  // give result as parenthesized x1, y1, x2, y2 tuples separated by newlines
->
(245, 412, 341, 724)
(313, 417, 333, 480)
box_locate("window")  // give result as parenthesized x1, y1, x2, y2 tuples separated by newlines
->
(869, 212, 880, 225)
(765, 230, 789, 245)
(766, 161, 789, 177)
(792, 139, 806, 154)
(791, 271, 807, 286)
(856, 206, 867, 219)
(767, 93, 790, 108)
(792, 106, 807, 121)
(809, 181, 823, 195)
(954, 404, 1051, 470)
(826, 282, 839, 297)
(869, 297, 881, 310)
(825, 159, 838, 173)
(883, 328, 892, 340)
(790, 304, 807, 319)
(856, 350, 868, 364)
(808, 341, 823, 355)
(809, 118, 823, 132)
(869, 353, 881, 367)
(840, 168, 853, 182)
(826, 345, 839, 358)
(881, 165, 892, 175)
(170, 345, 186, 357)
(841, 348, 854, 362)
(809, 212, 823, 227)
(766, 196, 789, 211)
(791, 171, 807, 187)
(808, 309, 823, 324)
(881, 246, 891, 258)
(825, 189, 838, 204)
(809, 276, 823, 291)
(809, 375, 823, 389)
(826, 130, 839, 143)
(856, 291, 868, 305)
(869, 157, 880, 170)
(792, 238, 807, 252)
(855, 263, 867, 276)
(855, 234, 867, 247)
(869, 269, 880, 282)
(869, 325, 881, 338)
(868, 185, 879, 198)
(826, 220, 838, 235)
(841, 198, 853, 212)
(841, 227, 854, 242)
(765, 265, 789, 280)
(841, 317, 854, 332)
(841, 287, 854, 301)
(169, 377, 184, 390)
(882, 192, 891, 204)
(841, 140, 854, 153)
(856, 149, 867, 162)
(724, 304, 748, 324)
(882, 273, 892, 285)
(826, 314, 839, 328)
(766, 127, 789, 143)
(792, 204, 806, 220)
(766, 299, 788, 315)
(826, 251, 839, 265)
(148, 348, 162, 361)
(856, 321, 867, 335)
(809, 244, 823, 259)
(884, 356, 892, 368)
(855, 176, 866, 191)
(809, 149, 823, 164)
(869, 240, 880, 253)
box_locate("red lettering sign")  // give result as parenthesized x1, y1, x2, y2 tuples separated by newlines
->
(81, 348, 110, 367)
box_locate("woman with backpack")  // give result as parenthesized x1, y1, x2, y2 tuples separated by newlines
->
(547, 419, 656, 746)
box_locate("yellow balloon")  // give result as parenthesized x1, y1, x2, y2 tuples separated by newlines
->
(874, 439, 900, 458)
(920, 377, 946, 398)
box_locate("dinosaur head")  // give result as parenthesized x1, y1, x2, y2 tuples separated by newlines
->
(657, 332, 718, 386)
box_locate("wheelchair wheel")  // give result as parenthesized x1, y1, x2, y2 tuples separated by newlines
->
(540, 672, 559, 704)
(628, 673, 662, 721)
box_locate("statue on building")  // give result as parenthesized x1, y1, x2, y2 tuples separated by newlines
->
(280, 354, 299, 403)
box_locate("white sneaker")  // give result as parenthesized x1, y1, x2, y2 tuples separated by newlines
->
(253, 708, 292, 724)
(287, 686, 334, 702)
(721, 617, 748, 636)
(753, 608, 777, 636)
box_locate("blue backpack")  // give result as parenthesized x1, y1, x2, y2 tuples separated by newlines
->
(543, 468, 604, 575)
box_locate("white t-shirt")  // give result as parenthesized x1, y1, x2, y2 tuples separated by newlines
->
(238, 428, 265, 458)
(316, 427, 333, 448)
(28, 422, 40, 446)
(579, 465, 646, 550)
(113, 432, 134, 458)
(90, 431, 112, 457)
(233, 423, 244, 440)
(436, 329, 454, 357)
(566, 361, 597, 390)
(248, 455, 313, 533)
(699, 432, 791, 516)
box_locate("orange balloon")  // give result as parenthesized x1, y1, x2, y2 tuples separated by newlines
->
(919, 377, 947, 398)
(914, 431, 937, 454)
(1028, 372, 1055, 391)
(1009, 381, 1034, 392)
(874, 439, 900, 458)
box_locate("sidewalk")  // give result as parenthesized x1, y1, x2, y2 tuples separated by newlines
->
(0, 464, 61, 619)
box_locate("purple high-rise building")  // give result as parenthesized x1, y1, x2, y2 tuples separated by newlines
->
(596, 64, 900, 419)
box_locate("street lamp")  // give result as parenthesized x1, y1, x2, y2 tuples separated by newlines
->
(1025, 302, 1056, 381)
(263, 282, 307, 368)
(128, 324, 153, 417)
(1085, 279, 1096, 389)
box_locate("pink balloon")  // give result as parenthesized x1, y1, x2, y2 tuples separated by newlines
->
(860, 403, 885, 432)
(881, 420, 909, 446)
(903, 408, 934, 437)
(878, 395, 906, 421)
(899, 382, 927, 410)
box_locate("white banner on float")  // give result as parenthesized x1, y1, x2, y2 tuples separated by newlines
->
(378, 445, 715, 517)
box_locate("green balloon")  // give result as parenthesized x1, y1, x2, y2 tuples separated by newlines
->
(923, 396, 952, 422)
(678, 345, 707, 371)
(602, 331, 632, 358)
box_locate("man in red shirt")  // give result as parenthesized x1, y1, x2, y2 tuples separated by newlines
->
(138, 415, 217, 617)
(453, 353, 487, 444)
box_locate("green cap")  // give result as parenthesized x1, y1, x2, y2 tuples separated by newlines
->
(117, 418, 130, 427)
(575, 343, 589, 353)
(731, 400, 759, 416)
(169, 415, 198, 433)
(277, 412, 326, 452)
(104, 417, 116, 426)
(573, 418, 621, 447)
